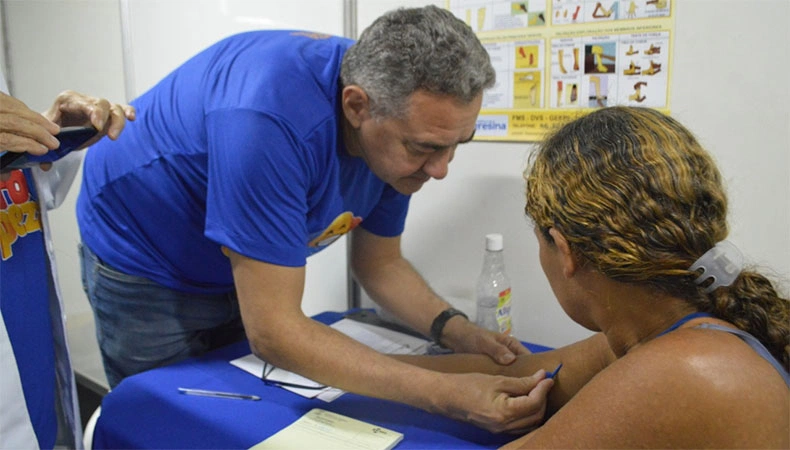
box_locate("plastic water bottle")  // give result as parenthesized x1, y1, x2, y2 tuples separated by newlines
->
(475, 233, 513, 334)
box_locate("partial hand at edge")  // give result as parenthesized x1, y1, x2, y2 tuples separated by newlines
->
(0, 91, 60, 155)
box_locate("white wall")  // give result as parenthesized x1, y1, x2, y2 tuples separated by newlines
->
(2, 0, 788, 382)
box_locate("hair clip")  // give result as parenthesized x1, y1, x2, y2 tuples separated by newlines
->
(689, 240, 744, 294)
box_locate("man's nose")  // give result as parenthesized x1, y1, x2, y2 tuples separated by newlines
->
(422, 148, 454, 180)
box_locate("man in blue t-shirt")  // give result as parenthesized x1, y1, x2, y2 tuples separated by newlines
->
(77, 5, 552, 432)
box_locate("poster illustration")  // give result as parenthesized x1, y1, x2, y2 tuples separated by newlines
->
(447, 0, 674, 141)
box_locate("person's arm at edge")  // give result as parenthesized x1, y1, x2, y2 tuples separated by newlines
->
(0, 89, 135, 156)
(0, 91, 60, 154)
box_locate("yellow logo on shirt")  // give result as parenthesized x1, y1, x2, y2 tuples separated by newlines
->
(0, 170, 42, 260)
(308, 211, 361, 248)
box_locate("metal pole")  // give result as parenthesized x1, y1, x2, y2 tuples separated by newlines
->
(118, 0, 136, 102)
(343, 0, 357, 39)
(343, 0, 361, 310)
(0, 0, 12, 93)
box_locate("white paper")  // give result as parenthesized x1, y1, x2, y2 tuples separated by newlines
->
(250, 408, 404, 450)
(331, 319, 429, 355)
(229, 318, 428, 400)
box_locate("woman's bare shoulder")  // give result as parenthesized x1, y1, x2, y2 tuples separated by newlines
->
(503, 327, 789, 449)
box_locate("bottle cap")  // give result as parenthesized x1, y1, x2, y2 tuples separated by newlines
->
(485, 233, 503, 251)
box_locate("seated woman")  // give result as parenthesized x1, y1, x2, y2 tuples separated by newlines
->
(402, 106, 789, 448)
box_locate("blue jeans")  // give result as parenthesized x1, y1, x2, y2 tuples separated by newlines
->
(79, 243, 246, 388)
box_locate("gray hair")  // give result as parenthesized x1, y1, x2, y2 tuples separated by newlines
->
(340, 5, 496, 119)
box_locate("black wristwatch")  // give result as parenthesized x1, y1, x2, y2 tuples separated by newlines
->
(430, 307, 469, 347)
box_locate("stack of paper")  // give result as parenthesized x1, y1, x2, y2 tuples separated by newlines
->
(251, 408, 403, 450)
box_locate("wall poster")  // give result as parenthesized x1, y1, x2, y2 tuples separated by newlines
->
(447, 0, 675, 141)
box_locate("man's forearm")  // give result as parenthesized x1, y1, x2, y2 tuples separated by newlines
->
(246, 312, 449, 413)
(353, 256, 450, 337)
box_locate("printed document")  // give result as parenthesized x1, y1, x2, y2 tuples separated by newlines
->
(250, 408, 403, 450)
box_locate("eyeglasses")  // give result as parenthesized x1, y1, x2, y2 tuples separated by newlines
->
(261, 362, 327, 390)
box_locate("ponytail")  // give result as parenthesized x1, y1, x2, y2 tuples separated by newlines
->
(708, 271, 789, 371)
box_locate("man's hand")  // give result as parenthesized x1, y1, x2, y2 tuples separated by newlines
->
(437, 369, 554, 434)
(441, 314, 531, 365)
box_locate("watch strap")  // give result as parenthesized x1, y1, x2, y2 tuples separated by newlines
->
(429, 307, 469, 347)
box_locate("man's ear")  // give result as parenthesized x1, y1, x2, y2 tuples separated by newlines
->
(341, 85, 371, 128)
(548, 228, 578, 278)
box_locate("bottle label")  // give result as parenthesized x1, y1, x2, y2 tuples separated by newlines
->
(496, 287, 512, 334)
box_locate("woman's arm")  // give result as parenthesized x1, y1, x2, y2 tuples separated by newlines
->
(501, 328, 790, 449)
(395, 332, 615, 416)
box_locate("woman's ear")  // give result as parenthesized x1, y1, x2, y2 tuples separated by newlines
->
(548, 228, 578, 278)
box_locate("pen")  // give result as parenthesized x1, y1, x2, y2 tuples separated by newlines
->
(547, 363, 563, 379)
(178, 387, 261, 401)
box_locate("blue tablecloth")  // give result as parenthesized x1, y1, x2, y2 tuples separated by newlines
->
(92, 310, 551, 449)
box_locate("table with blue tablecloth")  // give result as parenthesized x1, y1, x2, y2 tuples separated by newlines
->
(91, 310, 551, 449)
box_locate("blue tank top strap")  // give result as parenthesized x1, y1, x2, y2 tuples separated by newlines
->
(655, 311, 789, 387)
(695, 323, 790, 388)
(656, 312, 714, 338)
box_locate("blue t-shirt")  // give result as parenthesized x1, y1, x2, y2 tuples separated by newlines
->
(77, 30, 410, 294)
(0, 169, 57, 448)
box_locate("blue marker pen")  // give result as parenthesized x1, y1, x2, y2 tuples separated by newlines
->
(547, 363, 563, 379)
